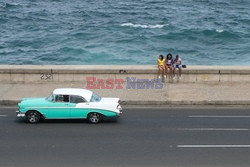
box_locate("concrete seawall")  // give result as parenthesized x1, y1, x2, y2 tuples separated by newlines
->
(1, 65, 250, 106)
(1, 65, 250, 83)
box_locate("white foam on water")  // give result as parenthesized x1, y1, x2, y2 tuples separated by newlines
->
(216, 29, 224, 33)
(0, 2, 21, 9)
(121, 23, 166, 29)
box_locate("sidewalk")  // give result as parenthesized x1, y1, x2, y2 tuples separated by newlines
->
(1, 81, 250, 106)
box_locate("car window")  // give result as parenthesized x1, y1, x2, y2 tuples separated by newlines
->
(55, 95, 69, 103)
(70, 95, 86, 104)
(46, 93, 54, 102)
(90, 93, 102, 102)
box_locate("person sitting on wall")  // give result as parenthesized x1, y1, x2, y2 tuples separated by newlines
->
(165, 53, 174, 79)
(173, 55, 182, 79)
(157, 55, 167, 79)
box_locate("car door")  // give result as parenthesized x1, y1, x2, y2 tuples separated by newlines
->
(70, 95, 90, 118)
(44, 95, 73, 118)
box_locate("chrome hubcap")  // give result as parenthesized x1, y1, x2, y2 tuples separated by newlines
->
(28, 113, 38, 123)
(90, 113, 100, 123)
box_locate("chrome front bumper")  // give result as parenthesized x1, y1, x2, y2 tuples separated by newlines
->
(117, 108, 123, 117)
(117, 111, 122, 117)
(16, 110, 25, 118)
(116, 104, 122, 116)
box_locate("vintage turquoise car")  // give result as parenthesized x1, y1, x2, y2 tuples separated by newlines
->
(16, 88, 122, 124)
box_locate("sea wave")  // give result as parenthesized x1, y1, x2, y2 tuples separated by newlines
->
(216, 29, 224, 33)
(121, 23, 166, 29)
(0, 2, 20, 9)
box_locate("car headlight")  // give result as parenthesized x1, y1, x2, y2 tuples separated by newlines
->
(117, 104, 122, 110)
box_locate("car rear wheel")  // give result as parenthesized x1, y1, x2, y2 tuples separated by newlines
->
(87, 113, 102, 124)
(26, 111, 41, 123)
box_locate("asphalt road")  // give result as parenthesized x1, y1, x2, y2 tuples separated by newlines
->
(1, 106, 250, 167)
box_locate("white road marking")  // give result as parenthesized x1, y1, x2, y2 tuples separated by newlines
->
(178, 128, 250, 131)
(189, 115, 250, 118)
(177, 145, 250, 148)
(0, 115, 8, 117)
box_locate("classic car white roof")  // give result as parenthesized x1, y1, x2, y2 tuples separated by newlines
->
(53, 88, 93, 101)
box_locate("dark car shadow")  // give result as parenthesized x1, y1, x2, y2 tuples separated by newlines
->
(41, 117, 119, 124)
(15, 117, 120, 124)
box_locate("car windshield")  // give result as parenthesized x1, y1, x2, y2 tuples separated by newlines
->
(90, 93, 102, 102)
(46, 93, 54, 102)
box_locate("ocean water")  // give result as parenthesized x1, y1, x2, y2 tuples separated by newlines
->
(0, 0, 250, 65)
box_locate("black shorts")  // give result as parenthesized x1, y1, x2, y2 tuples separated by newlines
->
(174, 64, 182, 68)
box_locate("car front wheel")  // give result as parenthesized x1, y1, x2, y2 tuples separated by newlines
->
(26, 111, 41, 123)
(87, 113, 102, 124)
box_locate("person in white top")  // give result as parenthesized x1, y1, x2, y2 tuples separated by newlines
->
(173, 55, 182, 79)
